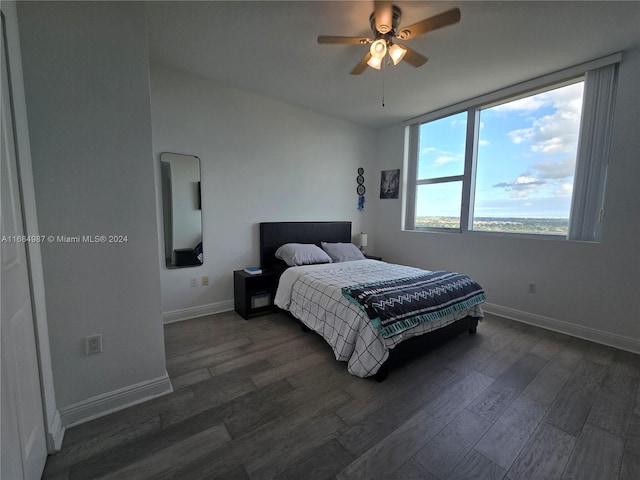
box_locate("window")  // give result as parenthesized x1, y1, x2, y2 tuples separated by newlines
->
(404, 55, 619, 241)
(473, 81, 584, 235)
(415, 111, 467, 229)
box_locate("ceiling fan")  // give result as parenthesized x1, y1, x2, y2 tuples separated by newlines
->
(318, 1, 461, 75)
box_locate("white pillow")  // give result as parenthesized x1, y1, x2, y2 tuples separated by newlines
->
(321, 242, 366, 262)
(275, 243, 332, 267)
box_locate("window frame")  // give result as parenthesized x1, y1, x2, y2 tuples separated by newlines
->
(403, 53, 621, 240)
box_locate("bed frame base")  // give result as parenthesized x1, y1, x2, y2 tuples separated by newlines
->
(300, 323, 312, 333)
(373, 316, 479, 382)
(297, 313, 479, 382)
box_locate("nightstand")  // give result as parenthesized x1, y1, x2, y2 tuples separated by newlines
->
(233, 270, 279, 319)
(364, 254, 383, 261)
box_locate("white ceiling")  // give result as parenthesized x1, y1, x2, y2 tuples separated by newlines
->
(145, 1, 640, 129)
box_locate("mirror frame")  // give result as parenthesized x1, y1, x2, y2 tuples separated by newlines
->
(160, 152, 203, 268)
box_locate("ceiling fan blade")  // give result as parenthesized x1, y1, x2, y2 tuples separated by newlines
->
(402, 46, 429, 68)
(374, 1, 394, 33)
(397, 7, 461, 40)
(350, 52, 372, 75)
(317, 35, 372, 45)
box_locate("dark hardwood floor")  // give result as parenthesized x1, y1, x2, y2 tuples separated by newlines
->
(43, 311, 640, 479)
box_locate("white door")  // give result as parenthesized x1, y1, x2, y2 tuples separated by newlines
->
(1, 15, 48, 480)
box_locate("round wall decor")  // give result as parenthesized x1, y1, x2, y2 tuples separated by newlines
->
(357, 168, 365, 211)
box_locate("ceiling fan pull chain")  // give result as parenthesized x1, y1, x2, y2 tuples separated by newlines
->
(381, 59, 385, 107)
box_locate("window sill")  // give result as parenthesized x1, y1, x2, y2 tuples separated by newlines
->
(405, 227, 598, 243)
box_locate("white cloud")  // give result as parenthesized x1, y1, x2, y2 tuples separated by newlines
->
(420, 147, 464, 168)
(528, 110, 582, 154)
(554, 183, 573, 196)
(493, 175, 546, 198)
(533, 156, 576, 179)
(493, 95, 549, 112)
(508, 128, 532, 145)
(450, 117, 468, 128)
(434, 155, 460, 166)
(501, 82, 584, 155)
(493, 166, 574, 199)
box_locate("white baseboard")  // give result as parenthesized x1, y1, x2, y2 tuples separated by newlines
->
(163, 300, 234, 324)
(46, 410, 65, 452)
(483, 302, 640, 355)
(59, 371, 173, 428)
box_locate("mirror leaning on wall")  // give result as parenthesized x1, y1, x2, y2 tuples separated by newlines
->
(160, 152, 203, 268)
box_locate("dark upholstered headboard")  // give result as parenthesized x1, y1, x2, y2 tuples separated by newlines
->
(259, 221, 352, 271)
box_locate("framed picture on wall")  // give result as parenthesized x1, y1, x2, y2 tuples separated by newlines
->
(380, 169, 400, 199)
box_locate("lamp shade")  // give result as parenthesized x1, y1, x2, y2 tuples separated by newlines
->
(369, 39, 387, 59)
(388, 44, 407, 65)
(359, 233, 368, 247)
(366, 55, 382, 70)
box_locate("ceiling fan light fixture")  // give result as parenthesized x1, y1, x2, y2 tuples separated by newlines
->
(388, 43, 407, 65)
(366, 55, 383, 70)
(369, 38, 387, 59)
(318, 5, 460, 75)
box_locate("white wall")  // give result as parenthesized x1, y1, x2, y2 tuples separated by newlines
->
(150, 64, 376, 320)
(17, 2, 170, 423)
(372, 46, 640, 353)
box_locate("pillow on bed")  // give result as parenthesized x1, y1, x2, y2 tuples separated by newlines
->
(275, 243, 332, 266)
(321, 242, 366, 262)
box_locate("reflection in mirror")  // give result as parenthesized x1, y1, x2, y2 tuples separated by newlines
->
(160, 153, 203, 268)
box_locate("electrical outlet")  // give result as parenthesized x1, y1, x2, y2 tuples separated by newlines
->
(528, 283, 537, 294)
(201, 275, 209, 286)
(190, 278, 197, 287)
(86, 334, 102, 355)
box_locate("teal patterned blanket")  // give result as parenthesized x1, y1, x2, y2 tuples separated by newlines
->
(342, 271, 486, 338)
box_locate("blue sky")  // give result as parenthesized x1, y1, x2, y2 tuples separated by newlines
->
(417, 81, 585, 219)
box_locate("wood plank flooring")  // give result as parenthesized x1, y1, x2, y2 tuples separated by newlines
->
(43, 311, 640, 480)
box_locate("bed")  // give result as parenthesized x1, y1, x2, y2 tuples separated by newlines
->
(260, 221, 485, 380)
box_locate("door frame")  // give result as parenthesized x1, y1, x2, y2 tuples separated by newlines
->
(1, 1, 63, 452)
